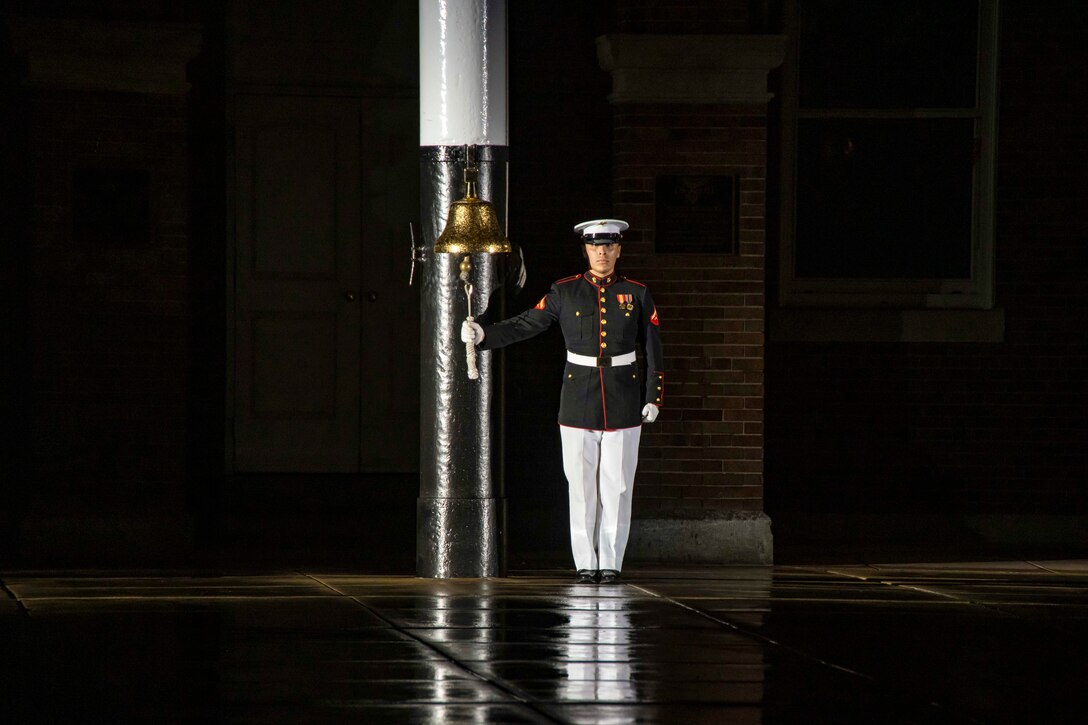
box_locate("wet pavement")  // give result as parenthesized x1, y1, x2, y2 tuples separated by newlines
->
(2, 561, 1086, 723)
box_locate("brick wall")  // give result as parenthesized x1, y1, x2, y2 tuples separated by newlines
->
(612, 105, 767, 516)
(1, 52, 34, 557)
(764, 2, 1088, 519)
(26, 89, 193, 523)
(503, 3, 772, 559)
(504, 3, 772, 559)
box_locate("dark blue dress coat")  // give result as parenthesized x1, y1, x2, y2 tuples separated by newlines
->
(480, 271, 664, 430)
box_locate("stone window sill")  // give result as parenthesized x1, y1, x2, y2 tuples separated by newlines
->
(768, 308, 1005, 343)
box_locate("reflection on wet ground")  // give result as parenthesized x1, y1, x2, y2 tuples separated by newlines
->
(2, 561, 1086, 723)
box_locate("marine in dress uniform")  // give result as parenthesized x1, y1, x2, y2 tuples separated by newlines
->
(462, 219, 664, 584)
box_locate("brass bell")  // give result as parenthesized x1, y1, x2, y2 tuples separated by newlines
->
(433, 167, 511, 254)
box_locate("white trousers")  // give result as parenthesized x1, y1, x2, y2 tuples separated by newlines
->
(559, 425, 642, 571)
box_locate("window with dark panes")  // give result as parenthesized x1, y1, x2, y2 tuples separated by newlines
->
(780, 0, 997, 308)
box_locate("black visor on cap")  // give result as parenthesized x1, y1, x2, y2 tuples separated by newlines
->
(582, 232, 622, 244)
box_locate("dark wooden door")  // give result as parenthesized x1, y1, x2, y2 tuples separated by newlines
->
(231, 94, 419, 472)
(233, 96, 362, 471)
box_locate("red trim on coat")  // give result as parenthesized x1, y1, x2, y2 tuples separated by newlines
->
(599, 285, 608, 427)
(598, 368, 608, 430)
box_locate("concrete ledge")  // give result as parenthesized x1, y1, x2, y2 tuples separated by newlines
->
(628, 512, 773, 565)
(597, 34, 786, 105)
(771, 512, 1088, 563)
(17, 514, 195, 565)
(964, 514, 1088, 549)
(769, 308, 1005, 343)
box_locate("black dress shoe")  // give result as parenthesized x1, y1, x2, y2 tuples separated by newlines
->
(598, 569, 621, 584)
(575, 569, 598, 584)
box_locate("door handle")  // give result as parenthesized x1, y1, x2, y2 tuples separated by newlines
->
(367, 291, 378, 302)
(344, 291, 357, 302)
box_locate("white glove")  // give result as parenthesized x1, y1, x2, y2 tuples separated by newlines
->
(641, 403, 659, 423)
(461, 320, 485, 345)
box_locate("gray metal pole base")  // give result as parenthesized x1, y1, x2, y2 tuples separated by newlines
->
(416, 496, 506, 578)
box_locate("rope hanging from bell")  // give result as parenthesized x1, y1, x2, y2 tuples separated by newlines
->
(434, 146, 511, 380)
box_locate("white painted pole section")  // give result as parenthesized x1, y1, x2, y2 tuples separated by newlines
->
(419, 0, 508, 146)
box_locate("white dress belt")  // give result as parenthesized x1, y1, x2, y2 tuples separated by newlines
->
(567, 350, 637, 367)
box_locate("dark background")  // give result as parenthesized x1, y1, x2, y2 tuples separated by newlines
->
(2, 0, 1086, 569)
